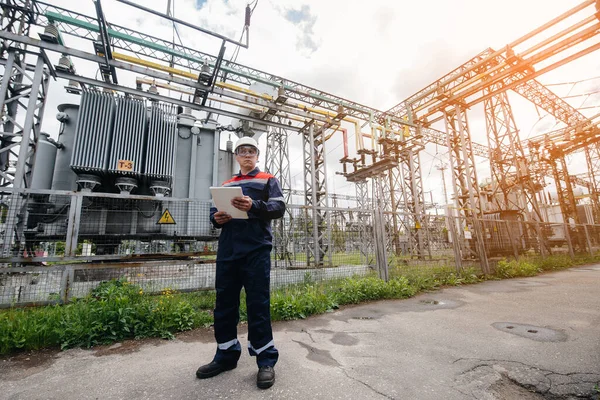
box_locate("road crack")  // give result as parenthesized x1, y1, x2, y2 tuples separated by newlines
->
(338, 367, 395, 400)
(453, 358, 600, 399)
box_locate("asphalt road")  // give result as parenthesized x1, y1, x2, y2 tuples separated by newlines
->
(2, 265, 599, 400)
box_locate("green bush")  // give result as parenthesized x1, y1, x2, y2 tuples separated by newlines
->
(271, 280, 340, 321)
(0, 279, 213, 354)
(531, 254, 574, 271)
(494, 259, 540, 278)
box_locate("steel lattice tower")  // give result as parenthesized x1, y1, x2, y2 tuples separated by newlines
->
(444, 104, 490, 273)
(302, 123, 331, 267)
(1, 0, 50, 256)
(484, 90, 549, 252)
(265, 119, 292, 267)
(400, 124, 429, 259)
(354, 179, 375, 266)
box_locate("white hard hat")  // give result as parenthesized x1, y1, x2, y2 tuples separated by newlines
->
(234, 136, 259, 153)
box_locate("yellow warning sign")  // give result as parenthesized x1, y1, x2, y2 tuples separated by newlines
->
(157, 209, 176, 225)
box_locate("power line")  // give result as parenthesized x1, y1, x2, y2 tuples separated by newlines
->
(230, 0, 259, 64)
(544, 75, 600, 87)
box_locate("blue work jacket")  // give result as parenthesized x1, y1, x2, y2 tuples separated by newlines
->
(210, 167, 286, 261)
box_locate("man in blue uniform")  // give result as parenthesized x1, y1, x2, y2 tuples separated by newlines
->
(196, 136, 285, 389)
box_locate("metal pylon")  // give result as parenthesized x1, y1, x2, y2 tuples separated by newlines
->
(0, 52, 50, 257)
(379, 113, 429, 261)
(399, 127, 429, 259)
(377, 118, 404, 262)
(355, 179, 375, 267)
(444, 104, 490, 274)
(302, 122, 331, 267)
(265, 120, 292, 267)
(0, 2, 51, 257)
(484, 91, 548, 251)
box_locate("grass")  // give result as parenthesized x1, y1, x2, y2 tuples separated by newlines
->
(0, 253, 597, 356)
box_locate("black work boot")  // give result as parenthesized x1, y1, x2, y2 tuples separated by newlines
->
(256, 366, 275, 389)
(195, 361, 237, 379)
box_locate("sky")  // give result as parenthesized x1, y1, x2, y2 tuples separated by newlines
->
(35, 0, 600, 207)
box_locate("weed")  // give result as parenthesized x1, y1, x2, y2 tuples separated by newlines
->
(495, 259, 540, 278)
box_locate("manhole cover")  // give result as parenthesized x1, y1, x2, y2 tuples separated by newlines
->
(420, 299, 441, 305)
(492, 322, 567, 342)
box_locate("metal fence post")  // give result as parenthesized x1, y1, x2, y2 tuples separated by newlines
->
(374, 208, 389, 281)
(59, 265, 75, 304)
(535, 221, 547, 257)
(583, 224, 594, 257)
(563, 223, 575, 259)
(65, 194, 83, 257)
(447, 213, 462, 273)
(506, 220, 519, 259)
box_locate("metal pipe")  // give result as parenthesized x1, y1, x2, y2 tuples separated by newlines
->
(118, 55, 414, 135)
(353, 120, 363, 151)
(341, 128, 348, 159)
(520, 15, 596, 59)
(211, 128, 219, 188)
(53, 70, 302, 132)
(509, 0, 595, 48)
(189, 125, 198, 195)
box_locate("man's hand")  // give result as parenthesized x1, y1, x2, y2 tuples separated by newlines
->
(231, 195, 253, 212)
(213, 211, 232, 225)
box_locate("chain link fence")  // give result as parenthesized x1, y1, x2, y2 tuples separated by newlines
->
(1, 188, 597, 307)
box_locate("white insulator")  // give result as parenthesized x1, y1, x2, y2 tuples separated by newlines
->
(66, 79, 80, 89)
(43, 23, 59, 40)
(58, 54, 71, 70)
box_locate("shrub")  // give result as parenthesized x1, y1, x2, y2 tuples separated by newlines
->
(271, 285, 337, 320)
(494, 259, 540, 278)
(0, 279, 213, 354)
(532, 254, 574, 271)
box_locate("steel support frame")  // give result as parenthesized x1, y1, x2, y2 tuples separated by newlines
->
(550, 153, 585, 252)
(484, 91, 546, 218)
(302, 123, 331, 267)
(585, 145, 600, 223)
(265, 120, 292, 267)
(550, 154, 580, 225)
(375, 117, 404, 262)
(355, 179, 375, 267)
(484, 90, 549, 254)
(444, 104, 490, 273)
(382, 166, 402, 259)
(0, 0, 36, 58)
(35, 1, 412, 126)
(373, 176, 389, 279)
(0, 52, 49, 257)
(400, 129, 429, 259)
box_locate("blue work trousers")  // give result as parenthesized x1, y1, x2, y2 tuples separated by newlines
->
(212, 247, 279, 368)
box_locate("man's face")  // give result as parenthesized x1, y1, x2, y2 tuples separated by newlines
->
(235, 145, 258, 170)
